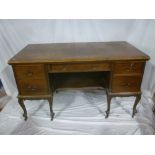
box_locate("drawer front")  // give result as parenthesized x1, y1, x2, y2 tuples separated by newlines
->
(112, 75, 142, 93)
(114, 62, 144, 74)
(14, 64, 46, 80)
(18, 79, 48, 95)
(49, 62, 111, 73)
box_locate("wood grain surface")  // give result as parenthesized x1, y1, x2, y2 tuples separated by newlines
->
(8, 41, 150, 64)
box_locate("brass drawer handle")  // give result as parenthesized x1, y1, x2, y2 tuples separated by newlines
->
(130, 63, 135, 70)
(27, 85, 37, 91)
(31, 88, 37, 91)
(27, 85, 31, 89)
(126, 63, 135, 71)
(91, 65, 97, 70)
(62, 66, 67, 71)
(124, 63, 135, 72)
(130, 63, 134, 68)
(27, 71, 33, 76)
(120, 82, 131, 87)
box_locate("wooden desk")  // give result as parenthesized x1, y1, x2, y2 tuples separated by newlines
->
(8, 42, 150, 120)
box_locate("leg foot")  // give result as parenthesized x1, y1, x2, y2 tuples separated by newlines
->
(18, 98, 27, 121)
(105, 110, 110, 118)
(23, 113, 28, 121)
(132, 94, 141, 118)
(48, 97, 54, 121)
(51, 112, 55, 121)
(105, 94, 112, 118)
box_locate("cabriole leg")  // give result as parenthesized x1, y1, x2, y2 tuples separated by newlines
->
(105, 95, 112, 118)
(48, 97, 55, 121)
(18, 98, 27, 121)
(132, 94, 141, 118)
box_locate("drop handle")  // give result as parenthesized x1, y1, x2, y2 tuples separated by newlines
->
(31, 88, 37, 91)
(127, 63, 135, 71)
(62, 66, 67, 71)
(27, 85, 31, 89)
(27, 71, 33, 76)
(120, 82, 131, 87)
(27, 85, 37, 91)
(91, 66, 97, 70)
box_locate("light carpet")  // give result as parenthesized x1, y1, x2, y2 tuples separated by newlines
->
(0, 88, 155, 135)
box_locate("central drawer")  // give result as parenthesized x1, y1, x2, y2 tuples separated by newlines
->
(48, 62, 111, 73)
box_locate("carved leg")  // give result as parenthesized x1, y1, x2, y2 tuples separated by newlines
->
(18, 98, 27, 121)
(105, 95, 112, 118)
(48, 97, 55, 121)
(132, 94, 141, 118)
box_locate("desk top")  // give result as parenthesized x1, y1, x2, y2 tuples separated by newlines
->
(8, 41, 150, 64)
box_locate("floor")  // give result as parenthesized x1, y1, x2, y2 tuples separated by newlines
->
(152, 93, 155, 114)
(0, 88, 11, 112)
(0, 88, 155, 135)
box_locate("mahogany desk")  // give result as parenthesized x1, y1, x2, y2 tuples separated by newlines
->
(8, 42, 150, 120)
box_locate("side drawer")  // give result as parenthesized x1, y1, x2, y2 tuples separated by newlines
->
(48, 62, 111, 73)
(13, 64, 46, 80)
(17, 79, 49, 95)
(113, 61, 144, 75)
(111, 75, 142, 93)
